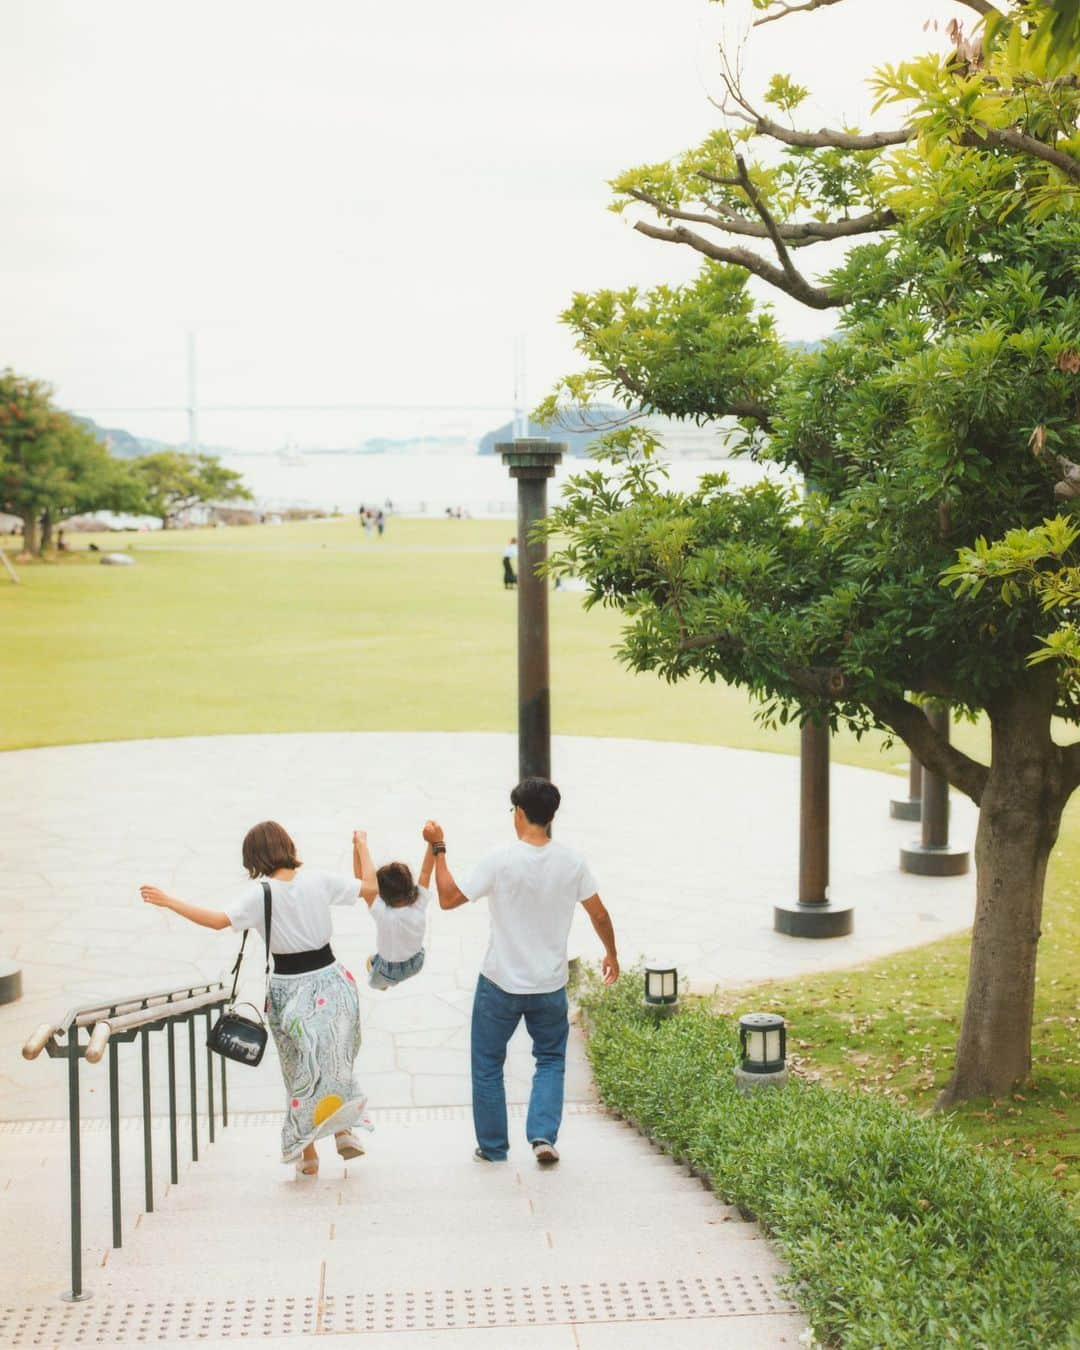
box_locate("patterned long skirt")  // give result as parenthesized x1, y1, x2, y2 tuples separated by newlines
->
(267, 961, 374, 1162)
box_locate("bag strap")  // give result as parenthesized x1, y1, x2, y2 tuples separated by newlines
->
(227, 930, 248, 1002)
(226, 880, 273, 1004)
(261, 881, 273, 983)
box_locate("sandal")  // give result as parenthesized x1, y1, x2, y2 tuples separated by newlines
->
(295, 1155, 319, 1177)
(335, 1130, 366, 1160)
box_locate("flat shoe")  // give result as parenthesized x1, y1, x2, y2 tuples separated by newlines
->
(336, 1131, 366, 1160)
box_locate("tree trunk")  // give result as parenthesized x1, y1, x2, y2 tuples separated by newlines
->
(20, 512, 38, 555)
(39, 510, 53, 554)
(937, 670, 1067, 1107)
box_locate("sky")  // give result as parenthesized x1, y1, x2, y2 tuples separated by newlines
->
(1, 0, 969, 450)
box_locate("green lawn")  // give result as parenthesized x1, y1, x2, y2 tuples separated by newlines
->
(2, 516, 1077, 1200)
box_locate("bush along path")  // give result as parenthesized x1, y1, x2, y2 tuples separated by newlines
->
(579, 972, 1080, 1350)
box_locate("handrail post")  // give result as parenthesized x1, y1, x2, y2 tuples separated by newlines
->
(188, 1015, 199, 1162)
(62, 1027, 90, 1302)
(205, 1010, 215, 1144)
(167, 1022, 178, 1185)
(108, 1040, 122, 1248)
(141, 1027, 154, 1214)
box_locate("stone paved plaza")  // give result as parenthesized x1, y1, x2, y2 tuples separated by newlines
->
(1, 732, 977, 1119)
(0, 732, 977, 1346)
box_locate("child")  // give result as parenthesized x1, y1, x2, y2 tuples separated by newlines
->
(353, 830, 432, 990)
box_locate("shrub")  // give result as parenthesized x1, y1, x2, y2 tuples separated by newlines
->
(581, 971, 1080, 1349)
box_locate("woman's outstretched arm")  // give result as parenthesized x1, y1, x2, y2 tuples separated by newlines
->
(353, 830, 379, 906)
(140, 886, 231, 930)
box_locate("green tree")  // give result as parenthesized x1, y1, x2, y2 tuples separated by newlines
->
(0, 370, 142, 554)
(541, 2, 1080, 1105)
(132, 450, 252, 530)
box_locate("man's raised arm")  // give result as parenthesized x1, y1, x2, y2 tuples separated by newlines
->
(422, 820, 469, 910)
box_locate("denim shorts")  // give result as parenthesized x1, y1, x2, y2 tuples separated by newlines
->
(369, 948, 425, 990)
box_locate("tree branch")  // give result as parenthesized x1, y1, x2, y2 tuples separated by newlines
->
(676, 632, 848, 698)
(870, 696, 989, 804)
(719, 75, 912, 150)
(633, 220, 848, 309)
(964, 125, 1080, 182)
(612, 364, 773, 431)
(753, 0, 845, 28)
(1063, 740, 1080, 798)
(753, 0, 1000, 22)
(626, 186, 895, 248)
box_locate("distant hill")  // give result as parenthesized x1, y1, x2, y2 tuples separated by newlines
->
(71, 415, 166, 459)
(478, 407, 742, 460)
(477, 411, 628, 458)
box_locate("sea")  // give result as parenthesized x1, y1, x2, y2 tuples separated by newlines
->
(218, 451, 793, 517)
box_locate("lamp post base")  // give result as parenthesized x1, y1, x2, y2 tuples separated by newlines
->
(734, 1066, 789, 1095)
(889, 796, 922, 821)
(773, 902, 854, 938)
(642, 1000, 680, 1020)
(0, 958, 22, 1005)
(899, 842, 970, 876)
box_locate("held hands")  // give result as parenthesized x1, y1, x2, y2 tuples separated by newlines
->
(422, 820, 445, 845)
(601, 953, 620, 986)
(353, 830, 368, 849)
(140, 885, 171, 908)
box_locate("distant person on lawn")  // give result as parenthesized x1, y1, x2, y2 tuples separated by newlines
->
(422, 778, 619, 1166)
(502, 537, 518, 589)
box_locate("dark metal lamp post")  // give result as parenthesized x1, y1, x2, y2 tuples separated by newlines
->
(899, 705, 970, 876)
(499, 438, 565, 782)
(890, 753, 923, 821)
(774, 721, 855, 938)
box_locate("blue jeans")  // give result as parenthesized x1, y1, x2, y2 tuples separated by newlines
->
(470, 973, 569, 1160)
(368, 948, 425, 990)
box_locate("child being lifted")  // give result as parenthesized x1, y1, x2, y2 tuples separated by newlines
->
(353, 830, 432, 990)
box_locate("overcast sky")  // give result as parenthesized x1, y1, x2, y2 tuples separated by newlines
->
(1, 0, 968, 449)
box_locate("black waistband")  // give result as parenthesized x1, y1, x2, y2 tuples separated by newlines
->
(273, 945, 335, 975)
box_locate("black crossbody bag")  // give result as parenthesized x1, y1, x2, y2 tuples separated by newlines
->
(207, 881, 272, 1067)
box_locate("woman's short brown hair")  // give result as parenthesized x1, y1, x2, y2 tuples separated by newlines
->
(242, 821, 301, 878)
(377, 861, 418, 908)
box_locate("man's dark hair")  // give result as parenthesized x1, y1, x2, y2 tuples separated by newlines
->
(377, 861, 419, 908)
(511, 777, 561, 827)
(242, 820, 301, 878)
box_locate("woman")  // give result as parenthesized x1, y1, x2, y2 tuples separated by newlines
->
(140, 820, 377, 1177)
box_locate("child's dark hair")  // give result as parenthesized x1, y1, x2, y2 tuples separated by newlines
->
(511, 776, 561, 827)
(377, 861, 419, 908)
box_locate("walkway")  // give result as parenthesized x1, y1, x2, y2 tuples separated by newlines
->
(0, 733, 978, 1345)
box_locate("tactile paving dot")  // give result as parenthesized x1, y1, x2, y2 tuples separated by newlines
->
(0, 1277, 795, 1341)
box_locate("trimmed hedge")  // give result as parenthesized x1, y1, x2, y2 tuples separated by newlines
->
(580, 972, 1080, 1349)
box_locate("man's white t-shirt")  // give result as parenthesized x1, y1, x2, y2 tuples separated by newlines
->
(370, 885, 432, 962)
(224, 869, 360, 954)
(462, 840, 598, 995)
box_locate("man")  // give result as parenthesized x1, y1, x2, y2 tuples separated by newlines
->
(423, 777, 618, 1165)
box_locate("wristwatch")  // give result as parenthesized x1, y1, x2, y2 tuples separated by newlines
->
(432, 842, 447, 855)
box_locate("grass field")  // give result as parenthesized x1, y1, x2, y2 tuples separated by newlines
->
(2, 515, 1077, 1200)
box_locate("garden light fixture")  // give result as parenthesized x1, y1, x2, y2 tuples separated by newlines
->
(735, 1012, 789, 1093)
(643, 962, 679, 1018)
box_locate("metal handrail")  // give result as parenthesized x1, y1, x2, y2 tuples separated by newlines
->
(22, 978, 234, 1302)
(22, 982, 224, 1059)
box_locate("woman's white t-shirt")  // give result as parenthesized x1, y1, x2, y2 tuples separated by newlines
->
(370, 886, 432, 963)
(225, 869, 360, 954)
(461, 840, 598, 995)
